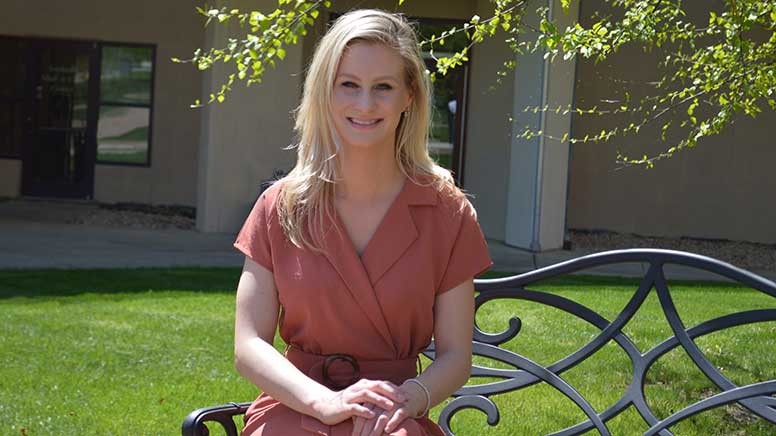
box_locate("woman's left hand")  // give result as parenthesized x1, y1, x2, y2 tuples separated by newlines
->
(351, 382, 426, 436)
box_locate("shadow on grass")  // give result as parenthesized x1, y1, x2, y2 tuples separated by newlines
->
(0, 267, 242, 298)
(0, 268, 751, 299)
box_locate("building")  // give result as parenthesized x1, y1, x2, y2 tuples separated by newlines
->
(2, 0, 774, 250)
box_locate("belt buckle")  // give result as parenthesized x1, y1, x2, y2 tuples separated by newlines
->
(322, 353, 360, 390)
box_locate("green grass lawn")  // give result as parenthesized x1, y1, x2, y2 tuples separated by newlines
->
(0, 269, 774, 436)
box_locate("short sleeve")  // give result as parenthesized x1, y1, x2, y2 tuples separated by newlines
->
(437, 200, 493, 294)
(234, 192, 274, 272)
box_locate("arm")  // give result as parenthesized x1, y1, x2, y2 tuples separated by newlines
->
(408, 278, 474, 407)
(234, 257, 404, 425)
(357, 278, 474, 435)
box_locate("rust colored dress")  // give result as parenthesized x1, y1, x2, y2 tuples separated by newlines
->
(233, 176, 492, 436)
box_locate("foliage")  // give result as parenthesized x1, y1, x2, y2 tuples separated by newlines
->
(530, 0, 776, 166)
(173, 0, 331, 106)
(179, 0, 776, 166)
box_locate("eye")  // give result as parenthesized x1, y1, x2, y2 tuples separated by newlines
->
(375, 83, 393, 91)
(341, 81, 359, 89)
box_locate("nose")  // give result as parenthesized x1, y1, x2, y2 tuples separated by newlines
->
(354, 89, 375, 112)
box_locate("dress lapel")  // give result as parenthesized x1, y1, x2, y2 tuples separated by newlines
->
(322, 211, 397, 352)
(360, 178, 437, 285)
(321, 176, 438, 354)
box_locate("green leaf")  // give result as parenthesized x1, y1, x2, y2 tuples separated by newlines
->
(277, 48, 286, 60)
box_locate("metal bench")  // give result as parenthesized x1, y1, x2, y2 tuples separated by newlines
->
(182, 249, 776, 436)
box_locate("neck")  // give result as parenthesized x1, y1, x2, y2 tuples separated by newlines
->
(336, 147, 405, 202)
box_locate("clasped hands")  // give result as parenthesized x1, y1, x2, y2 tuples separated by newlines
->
(312, 378, 427, 436)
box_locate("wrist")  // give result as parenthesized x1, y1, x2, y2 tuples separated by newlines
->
(308, 387, 336, 420)
(401, 379, 431, 418)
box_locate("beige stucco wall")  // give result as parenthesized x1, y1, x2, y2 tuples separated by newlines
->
(195, 0, 305, 233)
(531, 0, 576, 250)
(465, 0, 577, 249)
(0, 159, 21, 197)
(197, 0, 479, 233)
(567, 0, 776, 244)
(462, 0, 514, 242)
(2, 0, 203, 206)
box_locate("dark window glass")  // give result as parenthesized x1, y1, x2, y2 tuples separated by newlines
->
(0, 38, 26, 157)
(417, 23, 469, 172)
(97, 45, 153, 165)
(0, 38, 26, 98)
(0, 102, 23, 156)
(99, 46, 153, 104)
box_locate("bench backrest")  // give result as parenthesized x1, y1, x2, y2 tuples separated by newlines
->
(431, 249, 776, 436)
(182, 249, 776, 436)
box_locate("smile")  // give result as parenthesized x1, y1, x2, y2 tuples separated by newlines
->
(347, 117, 382, 127)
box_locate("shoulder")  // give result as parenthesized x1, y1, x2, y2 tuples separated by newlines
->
(259, 178, 285, 203)
(408, 174, 477, 225)
(247, 178, 287, 228)
(257, 177, 289, 210)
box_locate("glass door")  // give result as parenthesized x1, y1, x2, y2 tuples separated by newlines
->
(22, 39, 98, 198)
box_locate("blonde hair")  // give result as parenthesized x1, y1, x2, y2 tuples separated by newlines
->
(277, 9, 457, 251)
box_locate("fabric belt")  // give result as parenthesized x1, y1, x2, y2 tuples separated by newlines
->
(285, 347, 419, 390)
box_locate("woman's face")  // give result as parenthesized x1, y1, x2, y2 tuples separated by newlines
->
(331, 42, 413, 153)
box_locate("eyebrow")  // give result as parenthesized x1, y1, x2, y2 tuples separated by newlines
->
(337, 73, 400, 83)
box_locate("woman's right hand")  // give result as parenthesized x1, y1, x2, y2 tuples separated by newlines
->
(312, 379, 407, 425)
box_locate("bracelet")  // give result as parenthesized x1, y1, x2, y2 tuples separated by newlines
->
(404, 378, 431, 418)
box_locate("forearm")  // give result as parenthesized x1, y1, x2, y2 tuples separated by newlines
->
(234, 337, 332, 418)
(415, 349, 471, 406)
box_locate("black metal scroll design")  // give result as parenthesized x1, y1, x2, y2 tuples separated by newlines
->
(427, 249, 776, 436)
(181, 402, 250, 436)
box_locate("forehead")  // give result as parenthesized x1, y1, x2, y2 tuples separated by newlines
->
(336, 42, 405, 80)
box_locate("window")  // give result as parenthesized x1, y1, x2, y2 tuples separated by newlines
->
(96, 44, 154, 165)
(417, 21, 469, 183)
(0, 37, 26, 158)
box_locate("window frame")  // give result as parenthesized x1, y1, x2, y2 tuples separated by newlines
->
(95, 41, 156, 167)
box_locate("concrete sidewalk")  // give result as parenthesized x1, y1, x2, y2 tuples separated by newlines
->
(1, 201, 775, 283)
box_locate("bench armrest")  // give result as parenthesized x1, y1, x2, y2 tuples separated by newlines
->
(181, 402, 251, 436)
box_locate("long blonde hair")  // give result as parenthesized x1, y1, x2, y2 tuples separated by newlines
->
(277, 9, 456, 251)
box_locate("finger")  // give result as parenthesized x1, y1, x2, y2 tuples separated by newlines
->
(353, 403, 373, 436)
(369, 410, 391, 436)
(352, 416, 365, 436)
(367, 381, 407, 403)
(359, 414, 379, 436)
(384, 407, 410, 434)
(350, 403, 376, 420)
(357, 390, 395, 410)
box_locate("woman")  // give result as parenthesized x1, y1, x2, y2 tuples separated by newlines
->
(233, 9, 492, 436)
